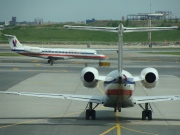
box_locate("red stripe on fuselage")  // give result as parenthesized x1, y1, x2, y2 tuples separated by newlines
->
(19, 53, 107, 60)
(106, 89, 133, 96)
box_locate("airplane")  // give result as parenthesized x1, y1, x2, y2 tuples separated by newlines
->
(4, 34, 108, 65)
(0, 24, 179, 120)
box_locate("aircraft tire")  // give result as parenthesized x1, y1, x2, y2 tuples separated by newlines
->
(92, 110, 96, 120)
(50, 58, 54, 66)
(86, 109, 90, 120)
(148, 110, 152, 120)
(142, 111, 146, 120)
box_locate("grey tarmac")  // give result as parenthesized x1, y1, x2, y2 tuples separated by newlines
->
(0, 48, 180, 135)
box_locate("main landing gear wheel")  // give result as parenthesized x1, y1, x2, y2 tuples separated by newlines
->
(142, 110, 152, 120)
(50, 58, 54, 66)
(140, 103, 152, 120)
(85, 102, 98, 120)
(48, 58, 54, 66)
(86, 109, 96, 120)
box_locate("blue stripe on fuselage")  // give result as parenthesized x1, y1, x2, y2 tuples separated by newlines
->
(12, 49, 25, 53)
(104, 78, 135, 85)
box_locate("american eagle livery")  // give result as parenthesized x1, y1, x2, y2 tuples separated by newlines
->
(1, 24, 179, 120)
(4, 34, 108, 65)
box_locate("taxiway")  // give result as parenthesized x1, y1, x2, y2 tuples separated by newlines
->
(0, 49, 180, 135)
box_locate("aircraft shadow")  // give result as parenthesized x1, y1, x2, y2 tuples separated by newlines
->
(0, 110, 180, 125)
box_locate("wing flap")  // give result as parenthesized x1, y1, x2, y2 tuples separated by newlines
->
(133, 95, 180, 104)
(0, 91, 105, 104)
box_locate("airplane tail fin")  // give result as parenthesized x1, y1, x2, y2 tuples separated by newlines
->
(65, 24, 178, 76)
(4, 34, 24, 49)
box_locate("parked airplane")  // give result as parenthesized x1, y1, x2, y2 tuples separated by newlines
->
(4, 34, 108, 65)
(1, 24, 179, 120)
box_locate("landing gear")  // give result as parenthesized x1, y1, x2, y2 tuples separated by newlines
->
(114, 106, 121, 112)
(85, 102, 99, 120)
(48, 58, 54, 66)
(50, 58, 54, 66)
(139, 103, 152, 120)
(142, 110, 152, 120)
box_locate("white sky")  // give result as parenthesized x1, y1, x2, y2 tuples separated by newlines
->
(0, 0, 180, 22)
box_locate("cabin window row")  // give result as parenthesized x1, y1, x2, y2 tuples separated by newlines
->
(42, 50, 93, 55)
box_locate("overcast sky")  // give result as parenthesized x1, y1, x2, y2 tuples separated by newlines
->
(0, 0, 180, 22)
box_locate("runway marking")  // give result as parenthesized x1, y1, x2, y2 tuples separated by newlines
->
(97, 81, 105, 94)
(0, 111, 82, 129)
(100, 126, 117, 135)
(116, 112, 121, 135)
(32, 60, 39, 63)
(99, 112, 121, 135)
(35, 64, 41, 66)
(120, 125, 158, 135)
(12, 68, 19, 70)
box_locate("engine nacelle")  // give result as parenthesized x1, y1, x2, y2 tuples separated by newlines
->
(140, 68, 159, 89)
(80, 67, 99, 88)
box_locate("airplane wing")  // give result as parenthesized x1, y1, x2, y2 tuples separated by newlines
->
(0, 91, 105, 104)
(133, 95, 180, 104)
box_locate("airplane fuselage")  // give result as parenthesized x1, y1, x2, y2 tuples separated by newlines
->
(12, 47, 107, 60)
(103, 70, 135, 108)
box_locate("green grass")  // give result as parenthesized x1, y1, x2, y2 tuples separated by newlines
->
(1, 26, 117, 44)
(0, 25, 180, 44)
(124, 30, 180, 42)
(142, 52, 180, 55)
(0, 53, 22, 56)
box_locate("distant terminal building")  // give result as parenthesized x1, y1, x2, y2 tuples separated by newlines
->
(122, 16, 125, 21)
(34, 18, 43, 24)
(10, 17, 16, 25)
(127, 11, 175, 20)
(86, 18, 96, 24)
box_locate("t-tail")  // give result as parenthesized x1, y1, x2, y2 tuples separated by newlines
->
(64, 24, 178, 77)
(4, 34, 24, 49)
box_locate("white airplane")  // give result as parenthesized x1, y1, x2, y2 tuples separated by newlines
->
(1, 24, 179, 120)
(4, 34, 108, 65)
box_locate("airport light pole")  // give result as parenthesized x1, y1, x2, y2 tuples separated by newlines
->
(148, 18, 152, 48)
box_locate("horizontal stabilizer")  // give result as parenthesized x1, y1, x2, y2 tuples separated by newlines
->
(124, 26, 178, 32)
(64, 25, 117, 32)
(64, 25, 178, 33)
